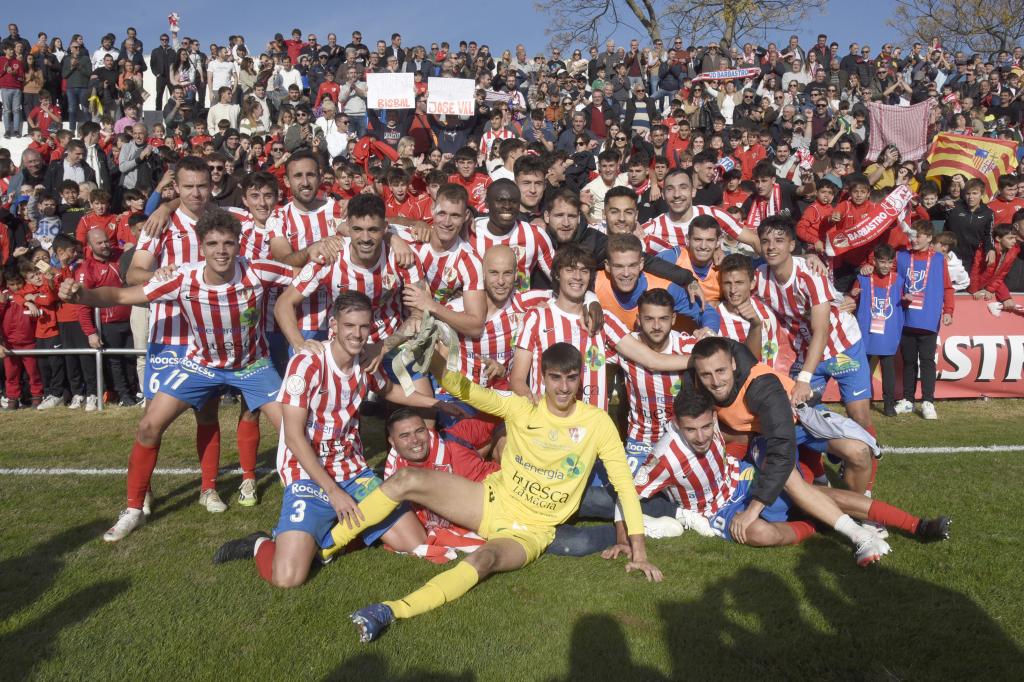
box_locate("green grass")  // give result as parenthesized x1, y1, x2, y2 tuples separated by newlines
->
(1, 402, 1023, 680)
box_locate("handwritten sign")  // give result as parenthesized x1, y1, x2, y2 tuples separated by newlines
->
(427, 77, 475, 116)
(367, 72, 415, 109)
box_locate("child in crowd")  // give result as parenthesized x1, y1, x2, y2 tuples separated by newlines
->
(1, 266, 44, 409)
(113, 188, 146, 247)
(75, 189, 118, 247)
(895, 220, 954, 420)
(969, 223, 1021, 316)
(933, 232, 970, 291)
(23, 257, 63, 409)
(849, 243, 906, 416)
(52, 234, 90, 409)
(796, 177, 839, 254)
(25, 187, 62, 251)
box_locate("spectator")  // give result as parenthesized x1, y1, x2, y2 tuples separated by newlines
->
(77, 228, 136, 406)
(0, 42, 26, 137)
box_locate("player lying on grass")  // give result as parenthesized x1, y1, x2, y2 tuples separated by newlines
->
(687, 336, 909, 566)
(604, 389, 951, 550)
(213, 291, 465, 587)
(332, 341, 662, 643)
(382, 408, 681, 559)
(59, 208, 295, 543)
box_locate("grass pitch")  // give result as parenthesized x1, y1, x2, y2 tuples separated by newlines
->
(1, 400, 1023, 680)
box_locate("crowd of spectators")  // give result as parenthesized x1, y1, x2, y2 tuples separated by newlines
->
(0, 21, 1022, 411)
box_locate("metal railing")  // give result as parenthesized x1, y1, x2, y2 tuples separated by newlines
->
(5, 310, 144, 412)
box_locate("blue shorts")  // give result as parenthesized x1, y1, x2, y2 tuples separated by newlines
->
(792, 338, 871, 404)
(589, 439, 648, 488)
(709, 462, 792, 542)
(625, 438, 652, 476)
(144, 343, 187, 400)
(273, 471, 410, 548)
(384, 348, 427, 385)
(158, 357, 282, 410)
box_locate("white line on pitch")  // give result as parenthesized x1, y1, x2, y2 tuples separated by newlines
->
(0, 445, 1021, 476)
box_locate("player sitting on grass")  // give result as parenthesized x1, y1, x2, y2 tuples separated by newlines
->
(212, 291, 464, 587)
(607, 389, 952, 549)
(687, 337, 913, 566)
(337, 341, 662, 643)
(59, 208, 294, 542)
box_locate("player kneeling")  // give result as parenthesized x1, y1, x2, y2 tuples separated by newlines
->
(213, 291, 463, 587)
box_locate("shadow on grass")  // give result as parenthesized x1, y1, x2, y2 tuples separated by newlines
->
(321, 654, 473, 681)
(651, 549, 1024, 679)
(0, 579, 130, 680)
(0, 520, 130, 679)
(0, 520, 108, 621)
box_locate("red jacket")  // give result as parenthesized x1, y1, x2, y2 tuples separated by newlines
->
(55, 264, 83, 324)
(986, 197, 1024, 227)
(796, 200, 833, 247)
(1, 289, 36, 346)
(733, 143, 767, 181)
(77, 252, 131, 335)
(16, 281, 59, 339)
(447, 172, 491, 214)
(0, 57, 25, 89)
(75, 212, 119, 250)
(968, 241, 1020, 299)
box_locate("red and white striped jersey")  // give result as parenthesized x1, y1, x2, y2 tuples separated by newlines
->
(226, 207, 274, 261)
(610, 330, 696, 443)
(716, 296, 782, 368)
(276, 347, 388, 484)
(635, 422, 740, 516)
(229, 207, 280, 332)
(135, 208, 202, 345)
(515, 301, 628, 408)
(410, 238, 484, 305)
(642, 206, 745, 250)
(451, 289, 549, 386)
(479, 128, 516, 161)
(754, 256, 861, 362)
(469, 218, 555, 292)
(292, 241, 423, 343)
(142, 258, 292, 368)
(270, 199, 345, 332)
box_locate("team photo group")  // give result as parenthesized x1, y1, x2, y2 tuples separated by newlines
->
(1, 7, 1020, 667)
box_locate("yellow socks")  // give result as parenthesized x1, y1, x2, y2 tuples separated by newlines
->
(320, 487, 399, 560)
(385, 561, 480, 619)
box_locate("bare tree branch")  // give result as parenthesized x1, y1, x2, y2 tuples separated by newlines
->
(534, 0, 829, 50)
(888, 0, 1024, 54)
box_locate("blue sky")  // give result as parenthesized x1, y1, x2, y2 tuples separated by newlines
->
(5, 1, 901, 55)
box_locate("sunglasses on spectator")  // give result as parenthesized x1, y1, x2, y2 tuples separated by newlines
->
(271, 146, 284, 152)
(615, 136, 627, 141)
(208, 164, 225, 171)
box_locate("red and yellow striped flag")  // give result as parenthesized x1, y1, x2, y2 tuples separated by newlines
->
(926, 133, 1018, 196)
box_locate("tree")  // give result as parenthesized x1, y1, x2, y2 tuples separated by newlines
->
(534, 0, 827, 51)
(888, 0, 1024, 54)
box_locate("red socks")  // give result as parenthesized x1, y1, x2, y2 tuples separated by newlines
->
(236, 420, 261, 481)
(196, 423, 221, 492)
(798, 445, 826, 481)
(785, 521, 817, 544)
(127, 440, 160, 509)
(254, 538, 276, 583)
(867, 457, 879, 493)
(868, 500, 920, 534)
